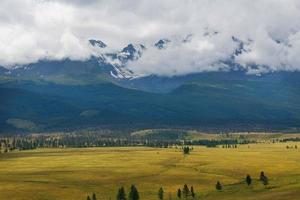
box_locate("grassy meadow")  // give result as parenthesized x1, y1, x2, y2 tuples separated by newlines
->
(0, 142, 300, 200)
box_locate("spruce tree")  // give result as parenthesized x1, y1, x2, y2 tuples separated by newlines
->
(129, 185, 139, 200)
(215, 181, 222, 190)
(158, 187, 164, 200)
(177, 189, 182, 199)
(190, 186, 195, 198)
(183, 146, 190, 154)
(183, 184, 189, 198)
(92, 193, 97, 200)
(260, 171, 264, 180)
(117, 187, 126, 200)
(246, 174, 252, 186)
(260, 171, 269, 186)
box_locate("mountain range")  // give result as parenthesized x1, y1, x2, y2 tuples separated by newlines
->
(1, 38, 300, 133)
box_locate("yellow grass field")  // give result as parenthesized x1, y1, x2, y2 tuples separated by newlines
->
(0, 143, 300, 200)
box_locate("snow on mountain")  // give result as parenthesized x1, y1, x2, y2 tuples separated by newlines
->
(2, 36, 259, 81)
(231, 36, 252, 57)
(118, 44, 145, 61)
(154, 39, 171, 49)
(102, 43, 146, 79)
(89, 39, 107, 48)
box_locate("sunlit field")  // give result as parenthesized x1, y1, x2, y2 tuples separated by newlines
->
(1, 143, 300, 200)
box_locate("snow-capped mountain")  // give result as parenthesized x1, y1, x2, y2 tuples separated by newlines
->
(154, 39, 171, 49)
(2, 37, 300, 132)
(1, 35, 268, 86)
(3, 40, 147, 80)
(103, 43, 146, 79)
(231, 36, 251, 57)
(89, 39, 107, 48)
(118, 44, 145, 61)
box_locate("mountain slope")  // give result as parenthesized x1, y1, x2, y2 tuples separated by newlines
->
(1, 38, 300, 133)
(1, 71, 300, 133)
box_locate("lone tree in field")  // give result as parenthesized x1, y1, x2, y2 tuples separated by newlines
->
(92, 193, 97, 200)
(87, 196, 91, 200)
(183, 146, 190, 154)
(177, 189, 182, 199)
(182, 184, 190, 198)
(246, 174, 252, 186)
(117, 187, 126, 200)
(215, 181, 222, 191)
(158, 187, 164, 200)
(129, 185, 139, 200)
(260, 171, 269, 186)
(190, 186, 195, 198)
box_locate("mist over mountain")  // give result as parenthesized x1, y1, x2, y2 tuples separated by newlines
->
(1, 36, 300, 133)
(1, 0, 300, 133)
(1, 0, 300, 76)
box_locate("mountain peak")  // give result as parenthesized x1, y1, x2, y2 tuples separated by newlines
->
(119, 43, 145, 61)
(154, 39, 171, 49)
(122, 44, 145, 52)
(89, 39, 107, 48)
(231, 36, 252, 56)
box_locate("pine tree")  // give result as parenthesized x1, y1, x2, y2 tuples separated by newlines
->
(182, 184, 190, 198)
(117, 187, 126, 200)
(246, 174, 252, 186)
(158, 187, 164, 200)
(92, 193, 97, 200)
(260, 171, 265, 181)
(215, 181, 222, 190)
(190, 186, 195, 198)
(183, 146, 190, 154)
(177, 189, 182, 199)
(260, 171, 269, 186)
(129, 185, 139, 200)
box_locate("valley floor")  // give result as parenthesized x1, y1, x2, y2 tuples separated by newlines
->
(0, 143, 300, 200)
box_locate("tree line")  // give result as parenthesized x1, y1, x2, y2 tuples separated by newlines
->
(0, 133, 248, 153)
(85, 172, 270, 199)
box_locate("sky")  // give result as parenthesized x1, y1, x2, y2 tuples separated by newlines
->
(1, 0, 300, 76)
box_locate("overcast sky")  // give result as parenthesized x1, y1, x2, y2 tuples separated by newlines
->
(1, 0, 300, 76)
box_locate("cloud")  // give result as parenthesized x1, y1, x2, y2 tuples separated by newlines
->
(127, 34, 235, 76)
(0, 0, 300, 76)
(0, 0, 91, 66)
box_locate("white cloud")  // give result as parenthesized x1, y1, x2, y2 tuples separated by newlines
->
(127, 34, 235, 76)
(0, 0, 300, 76)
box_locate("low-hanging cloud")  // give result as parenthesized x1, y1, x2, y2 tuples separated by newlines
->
(1, 0, 300, 76)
